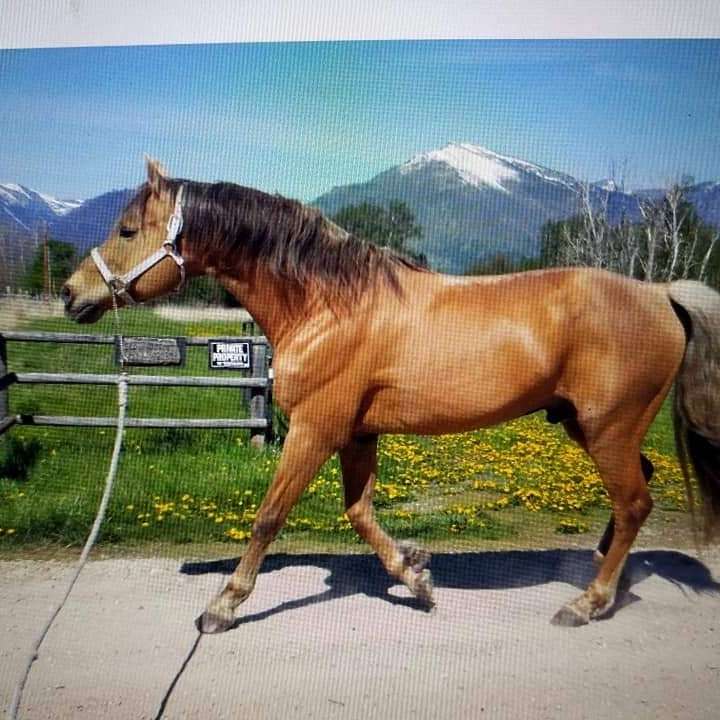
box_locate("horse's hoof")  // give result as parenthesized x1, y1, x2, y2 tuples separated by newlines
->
(551, 603, 589, 627)
(195, 609, 235, 634)
(413, 568, 435, 609)
(399, 541, 431, 573)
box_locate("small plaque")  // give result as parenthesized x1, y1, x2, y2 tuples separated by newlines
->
(115, 336, 185, 366)
(209, 339, 252, 370)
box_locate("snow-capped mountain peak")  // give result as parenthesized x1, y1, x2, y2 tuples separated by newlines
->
(594, 179, 622, 192)
(401, 143, 520, 192)
(0, 182, 86, 241)
(400, 142, 577, 193)
(0, 183, 82, 215)
(37, 192, 83, 216)
(0, 183, 32, 204)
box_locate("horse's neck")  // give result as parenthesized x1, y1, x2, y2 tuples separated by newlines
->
(214, 263, 310, 347)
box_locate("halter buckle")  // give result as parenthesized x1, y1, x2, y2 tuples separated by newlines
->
(166, 213, 183, 242)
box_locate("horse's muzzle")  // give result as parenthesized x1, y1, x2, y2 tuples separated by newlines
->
(71, 303, 104, 324)
(61, 285, 104, 324)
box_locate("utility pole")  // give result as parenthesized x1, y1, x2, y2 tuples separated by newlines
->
(42, 223, 53, 298)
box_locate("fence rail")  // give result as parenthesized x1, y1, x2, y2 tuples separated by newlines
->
(18, 416, 268, 429)
(0, 330, 273, 446)
(0, 330, 267, 346)
(2, 372, 268, 389)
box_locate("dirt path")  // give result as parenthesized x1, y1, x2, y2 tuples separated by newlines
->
(1, 548, 719, 719)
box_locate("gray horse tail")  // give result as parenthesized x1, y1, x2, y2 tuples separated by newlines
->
(668, 280, 720, 539)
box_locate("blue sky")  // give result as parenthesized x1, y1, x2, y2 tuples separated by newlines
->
(0, 40, 718, 200)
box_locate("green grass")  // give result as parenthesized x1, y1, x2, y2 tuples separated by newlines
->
(0, 306, 693, 552)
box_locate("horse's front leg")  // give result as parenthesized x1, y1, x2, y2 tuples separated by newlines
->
(197, 423, 334, 633)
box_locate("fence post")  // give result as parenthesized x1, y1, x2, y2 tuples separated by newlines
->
(0, 334, 8, 422)
(250, 342, 269, 449)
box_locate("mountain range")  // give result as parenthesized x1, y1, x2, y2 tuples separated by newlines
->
(2, 143, 718, 275)
(314, 144, 720, 271)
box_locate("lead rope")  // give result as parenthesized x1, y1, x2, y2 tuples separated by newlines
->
(9, 297, 130, 720)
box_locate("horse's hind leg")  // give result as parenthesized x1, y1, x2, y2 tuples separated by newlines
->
(339, 436, 434, 606)
(552, 433, 653, 626)
(562, 418, 655, 566)
(594, 453, 655, 563)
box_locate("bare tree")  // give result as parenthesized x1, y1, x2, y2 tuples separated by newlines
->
(699, 230, 719, 281)
(637, 197, 662, 281)
(665, 185, 688, 279)
(558, 182, 635, 275)
(543, 180, 719, 286)
(636, 185, 717, 283)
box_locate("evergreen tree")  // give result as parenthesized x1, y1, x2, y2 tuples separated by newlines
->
(467, 252, 543, 276)
(331, 200, 424, 263)
(25, 238, 76, 293)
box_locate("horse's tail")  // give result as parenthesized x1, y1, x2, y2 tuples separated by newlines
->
(668, 280, 720, 539)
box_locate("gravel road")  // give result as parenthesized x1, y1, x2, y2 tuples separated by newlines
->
(2, 548, 719, 719)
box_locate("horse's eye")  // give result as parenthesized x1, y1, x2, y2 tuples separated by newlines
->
(119, 226, 138, 239)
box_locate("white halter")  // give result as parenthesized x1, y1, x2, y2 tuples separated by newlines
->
(91, 185, 186, 305)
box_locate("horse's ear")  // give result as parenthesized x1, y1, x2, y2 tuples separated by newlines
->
(145, 156, 168, 195)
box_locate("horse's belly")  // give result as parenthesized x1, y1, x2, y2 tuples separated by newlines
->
(356, 378, 552, 435)
(356, 320, 559, 435)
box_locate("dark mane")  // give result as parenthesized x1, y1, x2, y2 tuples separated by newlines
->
(162, 178, 427, 304)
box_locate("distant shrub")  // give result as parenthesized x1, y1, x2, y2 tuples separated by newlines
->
(0, 435, 41, 481)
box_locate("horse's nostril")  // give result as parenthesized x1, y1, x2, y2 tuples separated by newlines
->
(60, 285, 73, 308)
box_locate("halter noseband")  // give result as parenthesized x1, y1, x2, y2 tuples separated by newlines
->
(91, 185, 186, 306)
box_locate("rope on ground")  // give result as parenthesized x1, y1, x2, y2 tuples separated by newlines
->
(8, 373, 129, 720)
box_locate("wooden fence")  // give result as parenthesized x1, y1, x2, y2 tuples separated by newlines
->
(0, 330, 273, 447)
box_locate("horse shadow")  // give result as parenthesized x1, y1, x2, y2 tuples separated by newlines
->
(180, 548, 720, 628)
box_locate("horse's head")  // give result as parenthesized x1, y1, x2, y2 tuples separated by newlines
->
(62, 158, 188, 323)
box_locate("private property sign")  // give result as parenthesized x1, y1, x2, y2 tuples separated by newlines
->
(208, 339, 252, 370)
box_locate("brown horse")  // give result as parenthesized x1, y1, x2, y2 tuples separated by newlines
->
(62, 159, 720, 633)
